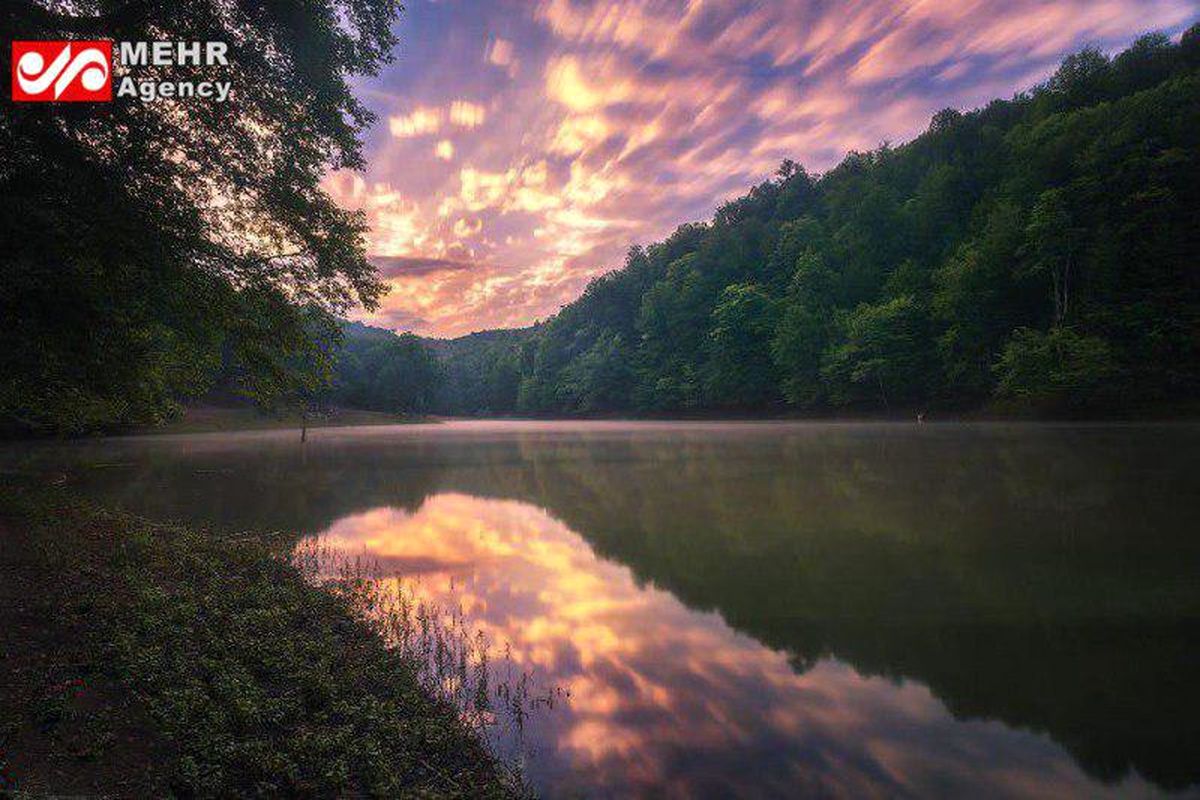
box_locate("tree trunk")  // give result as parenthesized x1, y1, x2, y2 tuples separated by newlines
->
(1052, 269, 1063, 325)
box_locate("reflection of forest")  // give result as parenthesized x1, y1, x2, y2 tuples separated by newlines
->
(8, 424, 1199, 790)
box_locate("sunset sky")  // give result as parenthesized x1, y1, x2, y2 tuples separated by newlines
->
(326, 0, 1197, 338)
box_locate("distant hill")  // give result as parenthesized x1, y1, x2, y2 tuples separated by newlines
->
(421, 328, 535, 416)
(340, 320, 401, 342)
(331, 320, 534, 416)
(422, 327, 533, 358)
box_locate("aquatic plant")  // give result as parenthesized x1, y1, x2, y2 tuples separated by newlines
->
(293, 539, 567, 779)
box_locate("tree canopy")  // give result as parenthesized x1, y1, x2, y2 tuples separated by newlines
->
(436, 27, 1200, 419)
(1, 0, 401, 433)
(332, 323, 444, 415)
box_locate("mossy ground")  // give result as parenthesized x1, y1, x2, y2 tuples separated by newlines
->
(0, 485, 517, 798)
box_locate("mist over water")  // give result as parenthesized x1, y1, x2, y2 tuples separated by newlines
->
(6, 421, 1199, 798)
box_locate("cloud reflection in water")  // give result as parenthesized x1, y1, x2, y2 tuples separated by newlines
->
(309, 493, 1173, 799)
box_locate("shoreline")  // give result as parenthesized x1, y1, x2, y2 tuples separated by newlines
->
(0, 486, 518, 798)
(4, 397, 1198, 443)
(7, 411, 1200, 444)
(126, 406, 438, 436)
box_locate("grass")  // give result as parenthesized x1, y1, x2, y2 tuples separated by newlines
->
(0, 486, 520, 798)
(129, 405, 437, 436)
(296, 543, 569, 769)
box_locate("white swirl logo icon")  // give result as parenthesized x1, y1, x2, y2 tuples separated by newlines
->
(12, 41, 113, 102)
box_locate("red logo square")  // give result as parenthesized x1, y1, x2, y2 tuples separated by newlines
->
(12, 40, 112, 102)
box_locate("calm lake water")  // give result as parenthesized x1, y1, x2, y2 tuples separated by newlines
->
(5, 421, 1200, 798)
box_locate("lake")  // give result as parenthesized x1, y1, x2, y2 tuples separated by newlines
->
(5, 420, 1199, 798)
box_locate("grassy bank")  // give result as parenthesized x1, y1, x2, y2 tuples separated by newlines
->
(130, 405, 437, 436)
(0, 486, 516, 798)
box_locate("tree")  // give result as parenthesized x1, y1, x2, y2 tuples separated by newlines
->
(1046, 47, 1112, 109)
(557, 332, 633, 412)
(821, 296, 929, 409)
(994, 327, 1118, 410)
(703, 284, 781, 408)
(772, 304, 828, 408)
(226, 296, 341, 437)
(1024, 188, 1083, 326)
(333, 333, 444, 414)
(634, 255, 710, 410)
(1, 0, 401, 433)
(932, 201, 1034, 398)
(772, 252, 837, 407)
(1113, 33, 1175, 94)
(766, 218, 830, 290)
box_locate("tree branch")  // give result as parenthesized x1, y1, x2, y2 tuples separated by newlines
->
(10, 0, 154, 35)
(249, 250, 310, 266)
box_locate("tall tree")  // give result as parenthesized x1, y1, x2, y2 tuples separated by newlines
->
(1, 0, 401, 433)
(703, 283, 781, 408)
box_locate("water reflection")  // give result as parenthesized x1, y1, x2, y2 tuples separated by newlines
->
(4, 421, 1199, 797)
(311, 492, 1185, 798)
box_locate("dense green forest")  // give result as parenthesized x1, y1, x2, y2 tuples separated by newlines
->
(328, 323, 444, 414)
(328, 323, 528, 416)
(394, 28, 1199, 418)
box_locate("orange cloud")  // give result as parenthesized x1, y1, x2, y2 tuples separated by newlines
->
(388, 106, 442, 138)
(450, 100, 487, 128)
(487, 36, 518, 76)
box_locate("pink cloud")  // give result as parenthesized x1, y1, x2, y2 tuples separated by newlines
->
(336, 0, 1195, 337)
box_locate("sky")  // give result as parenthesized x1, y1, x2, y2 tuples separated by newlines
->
(325, 0, 1198, 338)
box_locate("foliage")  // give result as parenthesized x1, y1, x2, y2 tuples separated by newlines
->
(820, 295, 929, 408)
(556, 331, 634, 412)
(443, 28, 1200, 418)
(429, 329, 529, 416)
(994, 326, 1119, 409)
(3, 488, 516, 798)
(703, 284, 781, 407)
(0, 0, 401, 434)
(332, 324, 445, 414)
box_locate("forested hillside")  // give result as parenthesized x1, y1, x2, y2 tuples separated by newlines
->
(435, 29, 1200, 418)
(426, 330, 530, 416)
(14, 27, 1194, 433)
(328, 324, 527, 416)
(328, 322, 444, 414)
